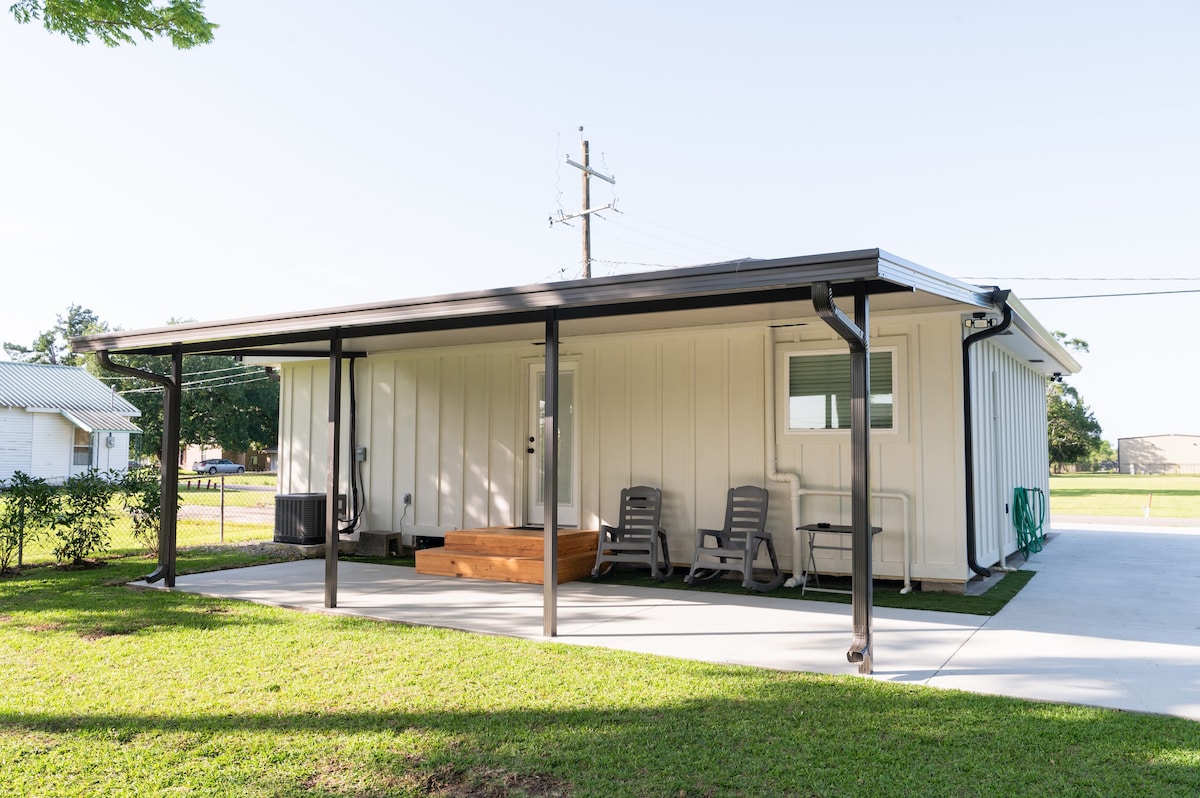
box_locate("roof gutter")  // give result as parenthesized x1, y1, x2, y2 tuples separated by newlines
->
(961, 290, 1012, 579)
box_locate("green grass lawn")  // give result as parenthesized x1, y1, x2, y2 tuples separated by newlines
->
(1050, 474, 1200, 519)
(1, 549, 1197, 797)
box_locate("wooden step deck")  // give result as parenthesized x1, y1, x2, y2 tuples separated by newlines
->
(414, 526, 599, 585)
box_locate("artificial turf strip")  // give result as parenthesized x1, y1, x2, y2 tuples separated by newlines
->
(346, 553, 1037, 616)
(589, 566, 1037, 615)
(1, 552, 1198, 797)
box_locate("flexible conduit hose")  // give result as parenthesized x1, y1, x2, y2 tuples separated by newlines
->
(1013, 487, 1046, 559)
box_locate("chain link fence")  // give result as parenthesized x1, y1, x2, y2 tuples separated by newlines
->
(173, 474, 278, 548)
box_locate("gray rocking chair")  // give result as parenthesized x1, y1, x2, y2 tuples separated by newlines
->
(685, 485, 783, 592)
(592, 485, 673, 581)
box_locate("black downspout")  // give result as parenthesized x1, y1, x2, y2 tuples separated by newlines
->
(98, 348, 182, 586)
(812, 281, 873, 673)
(962, 290, 1012, 579)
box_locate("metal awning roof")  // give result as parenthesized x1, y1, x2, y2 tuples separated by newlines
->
(71, 248, 1079, 376)
(59, 408, 143, 433)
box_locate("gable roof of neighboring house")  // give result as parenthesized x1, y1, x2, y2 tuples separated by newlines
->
(0, 361, 142, 433)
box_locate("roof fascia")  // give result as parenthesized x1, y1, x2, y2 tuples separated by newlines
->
(1006, 293, 1082, 374)
(70, 249, 991, 357)
(876, 250, 994, 308)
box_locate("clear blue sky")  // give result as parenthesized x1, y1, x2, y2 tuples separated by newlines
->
(2, 1, 1197, 443)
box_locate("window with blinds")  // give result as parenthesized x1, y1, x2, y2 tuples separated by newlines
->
(788, 350, 894, 430)
(72, 427, 93, 466)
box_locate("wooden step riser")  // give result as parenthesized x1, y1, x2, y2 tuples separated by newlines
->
(442, 528, 598, 558)
(414, 548, 596, 584)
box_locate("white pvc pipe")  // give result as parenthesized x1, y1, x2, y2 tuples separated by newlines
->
(763, 327, 804, 579)
(763, 326, 912, 594)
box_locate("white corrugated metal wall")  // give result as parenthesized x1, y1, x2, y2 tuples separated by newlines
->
(969, 338, 1050, 568)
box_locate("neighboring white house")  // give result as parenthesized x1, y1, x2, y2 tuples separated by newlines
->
(0, 361, 141, 484)
(72, 249, 1080, 592)
(1118, 434, 1200, 475)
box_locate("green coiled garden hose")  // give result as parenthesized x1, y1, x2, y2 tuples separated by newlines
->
(1013, 487, 1046, 559)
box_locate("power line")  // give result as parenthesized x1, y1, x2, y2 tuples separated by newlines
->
(590, 259, 677, 270)
(965, 276, 1200, 282)
(1023, 288, 1200, 300)
(590, 227, 703, 265)
(101, 364, 262, 381)
(616, 211, 751, 260)
(602, 215, 732, 263)
(119, 374, 272, 395)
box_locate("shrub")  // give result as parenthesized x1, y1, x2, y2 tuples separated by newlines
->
(0, 472, 59, 574)
(53, 469, 117, 566)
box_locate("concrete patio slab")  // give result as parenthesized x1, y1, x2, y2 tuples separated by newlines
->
(142, 520, 1200, 722)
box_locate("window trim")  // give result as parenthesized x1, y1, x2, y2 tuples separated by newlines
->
(72, 427, 94, 467)
(777, 337, 908, 441)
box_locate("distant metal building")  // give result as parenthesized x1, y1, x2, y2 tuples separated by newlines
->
(0, 361, 141, 483)
(1118, 434, 1200, 475)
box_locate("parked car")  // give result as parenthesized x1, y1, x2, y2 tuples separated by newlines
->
(191, 458, 245, 475)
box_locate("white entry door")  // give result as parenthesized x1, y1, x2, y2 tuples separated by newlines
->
(527, 363, 579, 526)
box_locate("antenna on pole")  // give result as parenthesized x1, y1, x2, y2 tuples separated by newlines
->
(550, 126, 616, 279)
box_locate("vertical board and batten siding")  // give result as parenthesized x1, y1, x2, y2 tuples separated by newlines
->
(276, 310, 1048, 583)
(279, 350, 523, 537)
(772, 314, 969, 583)
(575, 331, 769, 569)
(969, 338, 1050, 568)
(277, 332, 776, 563)
(279, 362, 326, 493)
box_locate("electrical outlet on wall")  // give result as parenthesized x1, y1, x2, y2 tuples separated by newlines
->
(403, 492, 412, 505)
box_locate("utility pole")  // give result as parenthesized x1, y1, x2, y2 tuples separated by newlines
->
(581, 137, 592, 278)
(550, 127, 615, 278)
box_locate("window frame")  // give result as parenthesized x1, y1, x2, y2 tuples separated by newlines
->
(778, 337, 908, 440)
(72, 427, 94, 467)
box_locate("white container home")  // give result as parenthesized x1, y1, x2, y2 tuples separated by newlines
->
(74, 249, 1078, 593)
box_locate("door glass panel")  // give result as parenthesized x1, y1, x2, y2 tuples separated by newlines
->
(535, 370, 574, 506)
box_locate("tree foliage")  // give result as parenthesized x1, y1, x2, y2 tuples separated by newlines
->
(1047, 382, 1103, 471)
(1045, 330, 1105, 471)
(3, 304, 107, 365)
(9, 0, 216, 48)
(104, 349, 280, 457)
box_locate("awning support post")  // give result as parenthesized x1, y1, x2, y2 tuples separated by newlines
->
(813, 282, 873, 674)
(542, 311, 560, 636)
(325, 329, 343, 608)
